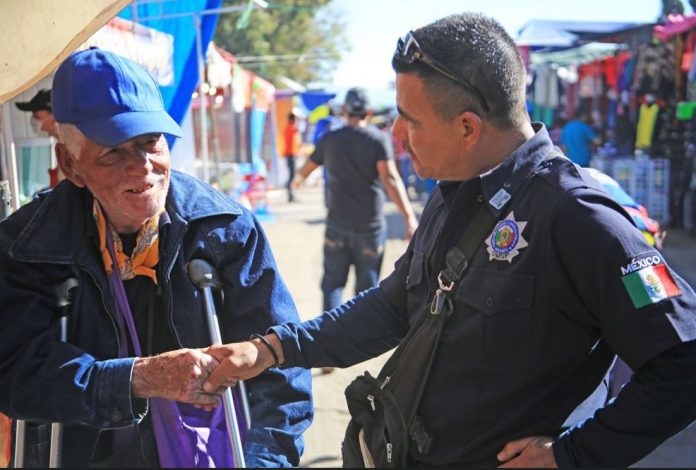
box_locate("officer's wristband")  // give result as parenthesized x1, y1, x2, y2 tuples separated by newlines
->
(250, 333, 280, 368)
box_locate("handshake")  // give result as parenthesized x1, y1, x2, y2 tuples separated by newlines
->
(130, 334, 284, 407)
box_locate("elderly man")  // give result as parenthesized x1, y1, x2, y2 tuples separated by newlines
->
(0, 48, 311, 467)
(202, 13, 696, 468)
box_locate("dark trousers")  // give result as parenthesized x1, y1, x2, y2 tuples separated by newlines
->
(285, 155, 296, 202)
(321, 224, 385, 311)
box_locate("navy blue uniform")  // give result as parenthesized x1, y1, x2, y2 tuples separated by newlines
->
(273, 124, 696, 467)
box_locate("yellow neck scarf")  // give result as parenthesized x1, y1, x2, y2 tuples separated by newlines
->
(93, 201, 161, 284)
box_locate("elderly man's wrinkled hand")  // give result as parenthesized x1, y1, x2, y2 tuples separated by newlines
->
(131, 348, 222, 406)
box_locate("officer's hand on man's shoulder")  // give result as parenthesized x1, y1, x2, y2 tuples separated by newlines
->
(496, 436, 557, 468)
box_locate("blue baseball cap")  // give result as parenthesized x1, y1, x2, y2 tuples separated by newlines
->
(52, 48, 182, 147)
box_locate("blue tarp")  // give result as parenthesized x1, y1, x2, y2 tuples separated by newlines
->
(300, 91, 336, 111)
(118, 0, 222, 133)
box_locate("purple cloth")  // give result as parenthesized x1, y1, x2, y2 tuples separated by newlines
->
(105, 228, 239, 467)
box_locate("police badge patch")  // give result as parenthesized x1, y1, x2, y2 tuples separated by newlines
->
(485, 212, 528, 262)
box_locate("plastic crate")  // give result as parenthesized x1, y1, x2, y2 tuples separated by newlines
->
(612, 159, 635, 196)
(602, 158, 671, 224)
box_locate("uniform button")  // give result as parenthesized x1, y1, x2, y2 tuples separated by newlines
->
(476, 194, 484, 203)
(111, 409, 123, 423)
(485, 296, 495, 309)
(406, 275, 410, 285)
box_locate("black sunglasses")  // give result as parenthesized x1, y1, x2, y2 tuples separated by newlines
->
(395, 31, 490, 113)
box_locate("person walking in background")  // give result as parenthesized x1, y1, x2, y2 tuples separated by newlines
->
(15, 89, 58, 138)
(204, 12, 696, 468)
(282, 112, 301, 202)
(560, 107, 601, 167)
(294, 87, 418, 312)
(15, 89, 63, 187)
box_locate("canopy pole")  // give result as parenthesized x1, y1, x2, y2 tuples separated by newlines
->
(1, 102, 20, 213)
(194, 13, 210, 184)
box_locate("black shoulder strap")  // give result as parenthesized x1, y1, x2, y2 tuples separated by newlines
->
(440, 205, 496, 288)
(381, 148, 563, 385)
(377, 201, 497, 379)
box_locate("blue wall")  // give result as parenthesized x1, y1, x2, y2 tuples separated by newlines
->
(118, 0, 222, 132)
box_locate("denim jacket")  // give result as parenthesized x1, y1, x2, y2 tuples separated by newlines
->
(0, 170, 312, 467)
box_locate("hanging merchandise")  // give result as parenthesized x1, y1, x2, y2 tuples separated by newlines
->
(636, 98, 661, 150)
(632, 39, 676, 99)
(578, 61, 603, 99)
(681, 31, 696, 74)
(618, 55, 638, 93)
(565, 81, 578, 123)
(532, 62, 559, 127)
(615, 91, 637, 156)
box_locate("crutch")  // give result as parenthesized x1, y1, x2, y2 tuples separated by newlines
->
(188, 259, 250, 469)
(14, 277, 78, 468)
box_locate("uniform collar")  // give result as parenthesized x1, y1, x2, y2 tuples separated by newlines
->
(478, 122, 555, 218)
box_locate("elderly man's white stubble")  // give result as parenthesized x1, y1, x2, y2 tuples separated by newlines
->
(55, 123, 171, 234)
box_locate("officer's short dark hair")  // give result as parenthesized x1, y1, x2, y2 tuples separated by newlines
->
(392, 13, 529, 129)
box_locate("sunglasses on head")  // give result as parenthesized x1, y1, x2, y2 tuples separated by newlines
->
(395, 31, 490, 113)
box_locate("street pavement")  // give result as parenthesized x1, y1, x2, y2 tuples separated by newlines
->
(259, 183, 696, 468)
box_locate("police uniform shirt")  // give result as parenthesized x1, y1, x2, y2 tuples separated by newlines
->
(272, 123, 696, 467)
(379, 123, 696, 467)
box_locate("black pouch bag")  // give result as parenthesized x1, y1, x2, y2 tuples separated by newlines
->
(341, 202, 497, 468)
(342, 302, 449, 467)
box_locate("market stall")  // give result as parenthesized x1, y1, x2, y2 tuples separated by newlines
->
(193, 43, 279, 218)
(1, 0, 224, 216)
(517, 19, 686, 228)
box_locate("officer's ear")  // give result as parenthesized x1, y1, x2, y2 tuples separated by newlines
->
(55, 143, 85, 188)
(456, 111, 483, 151)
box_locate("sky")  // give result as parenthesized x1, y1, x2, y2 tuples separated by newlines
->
(319, 0, 684, 107)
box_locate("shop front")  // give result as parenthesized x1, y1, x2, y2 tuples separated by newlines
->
(518, 18, 696, 231)
(1, 0, 222, 218)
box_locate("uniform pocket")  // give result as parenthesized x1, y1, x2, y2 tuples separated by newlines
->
(453, 268, 535, 370)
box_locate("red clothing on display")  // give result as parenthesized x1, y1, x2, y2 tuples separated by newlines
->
(602, 52, 633, 92)
(681, 31, 696, 72)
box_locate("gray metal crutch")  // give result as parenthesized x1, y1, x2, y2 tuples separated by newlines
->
(188, 259, 251, 469)
(14, 277, 78, 468)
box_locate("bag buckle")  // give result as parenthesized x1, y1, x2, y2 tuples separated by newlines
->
(430, 272, 454, 315)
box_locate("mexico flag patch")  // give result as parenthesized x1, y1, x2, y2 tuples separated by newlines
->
(620, 253, 681, 309)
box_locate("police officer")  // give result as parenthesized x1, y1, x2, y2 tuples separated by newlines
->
(202, 13, 696, 467)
